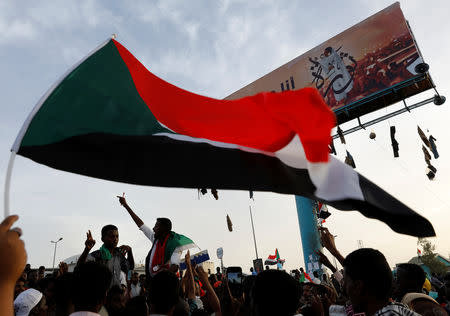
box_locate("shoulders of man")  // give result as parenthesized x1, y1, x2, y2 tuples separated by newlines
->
(90, 248, 126, 261)
(89, 250, 101, 260)
(374, 302, 420, 316)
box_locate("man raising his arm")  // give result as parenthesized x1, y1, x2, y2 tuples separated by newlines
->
(117, 194, 196, 279)
(77, 225, 134, 288)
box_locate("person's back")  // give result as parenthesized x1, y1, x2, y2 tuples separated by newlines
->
(393, 263, 426, 301)
(250, 270, 301, 316)
(70, 261, 112, 316)
(124, 296, 149, 316)
(343, 248, 419, 316)
(148, 270, 179, 315)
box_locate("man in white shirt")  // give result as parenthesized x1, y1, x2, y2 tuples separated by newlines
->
(117, 194, 181, 278)
(129, 272, 141, 298)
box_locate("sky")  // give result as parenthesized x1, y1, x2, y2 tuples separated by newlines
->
(1, 0, 450, 273)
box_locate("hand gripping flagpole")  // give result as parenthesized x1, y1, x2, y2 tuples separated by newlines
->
(4, 151, 16, 218)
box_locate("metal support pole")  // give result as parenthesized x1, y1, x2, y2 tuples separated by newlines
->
(249, 205, 259, 259)
(295, 196, 323, 276)
(332, 97, 435, 139)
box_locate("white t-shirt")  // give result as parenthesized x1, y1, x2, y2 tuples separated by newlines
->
(139, 224, 182, 275)
(130, 283, 141, 298)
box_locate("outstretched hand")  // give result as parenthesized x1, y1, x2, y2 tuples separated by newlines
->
(318, 227, 337, 253)
(85, 230, 96, 250)
(116, 192, 128, 207)
(185, 250, 191, 268)
(58, 262, 68, 275)
(195, 265, 208, 281)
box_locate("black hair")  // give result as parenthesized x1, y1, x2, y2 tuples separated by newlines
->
(396, 263, 426, 291)
(444, 272, 450, 281)
(17, 277, 26, 283)
(38, 276, 56, 292)
(156, 218, 172, 231)
(39, 266, 45, 270)
(71, 262, 112, 311)
(149, 270, 179, 314)
(54, 272, 74, 316)
(106, 285, 125, 316)
(251, 270, 301, 316)
(173, 297, 190, 316)
(101, 224, 118, 238)
(243, 275, 256, 305)
(343, 248, 392, 301)
(125, 296, 148, 316)
(313, 271, 319, 278)
(107, 284, 124, 297)
(191, 309, 209, 316)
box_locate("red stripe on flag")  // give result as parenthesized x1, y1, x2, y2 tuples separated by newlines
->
(304, 272, 313, 283)
(112, 40, 336, 163)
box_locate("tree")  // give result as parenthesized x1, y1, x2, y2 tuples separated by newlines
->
(417, 238, 447, 275)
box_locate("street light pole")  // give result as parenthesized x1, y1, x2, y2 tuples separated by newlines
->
(51, 237, 63, 272)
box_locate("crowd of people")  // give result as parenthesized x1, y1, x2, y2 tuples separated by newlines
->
(2, 196, 450, 316)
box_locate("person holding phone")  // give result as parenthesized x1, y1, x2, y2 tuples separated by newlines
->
(77, 225, 134, 288)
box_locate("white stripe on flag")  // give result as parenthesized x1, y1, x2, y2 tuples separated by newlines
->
(154, 132, 276, 156)
(156, 132, 364, 202)
(274, 136, 364, 202)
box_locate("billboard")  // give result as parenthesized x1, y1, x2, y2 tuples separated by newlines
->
(226, 2, 433, 124)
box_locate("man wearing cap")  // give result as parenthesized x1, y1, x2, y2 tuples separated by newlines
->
(14, 288, 47, 316)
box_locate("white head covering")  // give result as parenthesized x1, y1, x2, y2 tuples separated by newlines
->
(14, 288, 43, 316)
(401, 292, 439, 307)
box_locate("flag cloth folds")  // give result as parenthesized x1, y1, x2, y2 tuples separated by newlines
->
(12, 39, 434, 237)
(265, 249, 281, 265)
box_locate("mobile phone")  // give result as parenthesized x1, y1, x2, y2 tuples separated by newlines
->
(226, 266, 243, 284)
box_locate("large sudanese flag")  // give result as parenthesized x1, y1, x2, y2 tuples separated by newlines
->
(12, 38, 434, 237)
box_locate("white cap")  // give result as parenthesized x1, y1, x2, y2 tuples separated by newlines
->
(14, 288, 43, 316)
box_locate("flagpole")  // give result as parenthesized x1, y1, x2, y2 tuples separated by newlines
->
(4, 151, 16, 218)
(249, 205, 259, 259)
